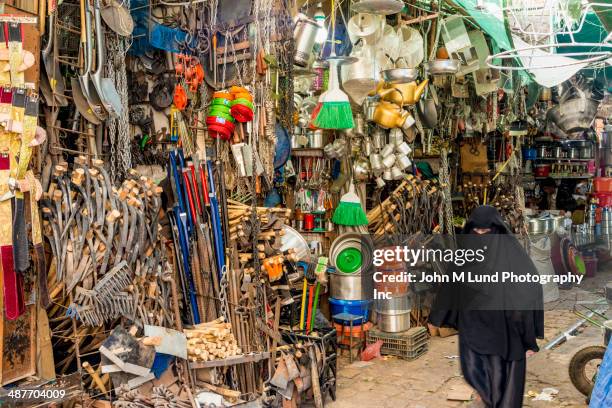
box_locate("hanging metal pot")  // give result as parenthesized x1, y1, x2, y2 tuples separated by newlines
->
(293, 15, 320, 67)
(353, 157, 371, 182)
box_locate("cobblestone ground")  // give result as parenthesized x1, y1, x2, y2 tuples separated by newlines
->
(326, 267, 611, 408)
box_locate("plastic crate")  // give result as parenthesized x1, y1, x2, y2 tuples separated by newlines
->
(366, 326, 429, 360)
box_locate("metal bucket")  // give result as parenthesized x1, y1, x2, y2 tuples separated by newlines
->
(330, 272, 372, 301)
(373, 294, 411, 332)
(293, 16, 319, 67)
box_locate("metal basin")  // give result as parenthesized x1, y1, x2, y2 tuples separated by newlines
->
(330, 272, 373, 300)
(381, 68, 418, 84)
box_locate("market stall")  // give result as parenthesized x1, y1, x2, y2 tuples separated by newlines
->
(0, 0, 610, 406)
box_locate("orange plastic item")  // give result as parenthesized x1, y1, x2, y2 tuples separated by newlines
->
(232, 92, 253, 102)
(173, 84, 188, 111)
(229, 85, 249, 94)
(213, 91, 233, 100)
(334, 322, 373, 346)
(594, 177, 612, 193)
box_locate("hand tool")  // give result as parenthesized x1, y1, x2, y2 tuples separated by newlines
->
(41, 16, 66, 98)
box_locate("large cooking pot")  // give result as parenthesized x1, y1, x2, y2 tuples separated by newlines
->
(330, 271, 373, 300)
(372, 294, 411, 332)
(527, 217, 555, 235)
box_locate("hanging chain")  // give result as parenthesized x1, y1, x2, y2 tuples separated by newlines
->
(105, 28, 131, 182)
(439, 146, 455, 236)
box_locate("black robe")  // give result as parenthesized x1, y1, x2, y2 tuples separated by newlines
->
(430, 206, 544, 408)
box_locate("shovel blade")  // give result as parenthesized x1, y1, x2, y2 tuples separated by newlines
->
(87, 76, 109, 121)
(71, 78, 101, 125)
(100, 78, 123, 117)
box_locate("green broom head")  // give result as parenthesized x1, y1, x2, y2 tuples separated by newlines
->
(332, 184, 368, 226)
(312, 59, 354, 130)
(312, 99, 354, 129)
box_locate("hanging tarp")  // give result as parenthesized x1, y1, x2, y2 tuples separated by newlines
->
(449, 0, 513, 51)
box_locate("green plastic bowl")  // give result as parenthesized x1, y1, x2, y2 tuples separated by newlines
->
(231, 98, 255, 111)
(207, 110, 235, 123)
(211, 97, 232, 107)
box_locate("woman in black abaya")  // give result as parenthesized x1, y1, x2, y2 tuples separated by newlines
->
(430, 206, 544, 408)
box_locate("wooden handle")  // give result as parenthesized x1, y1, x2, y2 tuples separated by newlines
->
(79, 0, 86, 44)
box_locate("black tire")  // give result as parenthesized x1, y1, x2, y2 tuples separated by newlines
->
(569, 345, 606, 396)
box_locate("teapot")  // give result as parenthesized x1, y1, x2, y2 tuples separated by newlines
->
(371, 79, 429, 106)
(372, 100, 414, 129)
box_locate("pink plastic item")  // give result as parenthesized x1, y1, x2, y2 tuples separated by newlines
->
(361, 340, 383, 361)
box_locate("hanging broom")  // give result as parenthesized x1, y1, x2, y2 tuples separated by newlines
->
(332, 183, 368, 226)
(310, 0, 354, 130)
(311, 58, 354, 129)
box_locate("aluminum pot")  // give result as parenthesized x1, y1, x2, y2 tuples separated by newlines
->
(568, 147, 580, 159)
(372, 310, 411, 332)
(308, 130, 326, 148)
(527, 217, 555, 235)
(552, 146, 563, 158)
(293, 15, 319, 67)
(537, 145, 548, 158)
(330, 271, 373, 300)
(579, 145, 593, 159)
(374, 294, 411, 312)
(352, 157, 371, 182)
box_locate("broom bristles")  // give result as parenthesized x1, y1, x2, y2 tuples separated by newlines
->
(313, 101, 354, 129)
(332, 201, 368, 226)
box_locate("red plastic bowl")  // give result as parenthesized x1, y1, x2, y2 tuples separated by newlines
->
(208, 123, 232, 140)
(230, 103, 254, 122)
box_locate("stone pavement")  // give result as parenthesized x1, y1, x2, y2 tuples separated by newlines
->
(326, 269, 611, 408)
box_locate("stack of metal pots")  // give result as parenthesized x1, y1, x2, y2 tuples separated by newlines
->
(328, 234, 374, 323)
(371, 248, 411, 333)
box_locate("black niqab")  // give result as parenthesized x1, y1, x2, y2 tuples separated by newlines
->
(430, 206, 544, 360)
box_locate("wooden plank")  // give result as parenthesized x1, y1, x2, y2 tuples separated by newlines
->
(188, 352, 270, 369)
(2, 304, 36, 384)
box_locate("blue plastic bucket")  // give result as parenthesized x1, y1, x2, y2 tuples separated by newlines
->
(329, 298, 371, 324)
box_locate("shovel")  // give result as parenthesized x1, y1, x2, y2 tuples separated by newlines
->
(72, 0, 101, 124)
(90, 0, 122, 118)
(100, 0, 134, 37)
(82, 0, 108, 121)
(42, 13, 67, 102)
